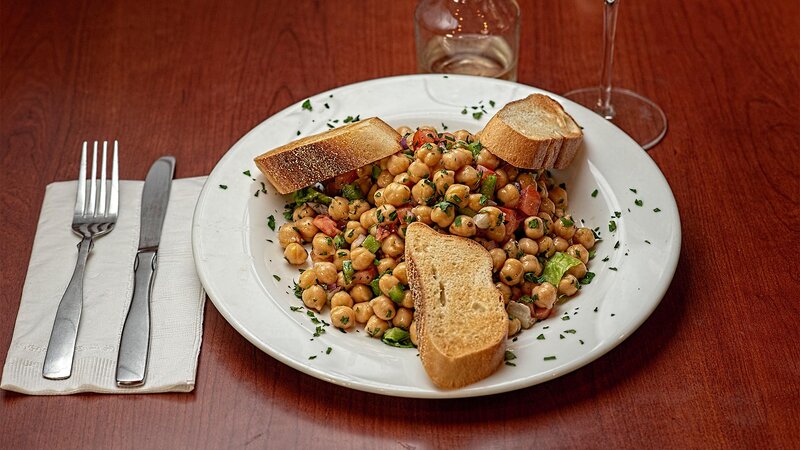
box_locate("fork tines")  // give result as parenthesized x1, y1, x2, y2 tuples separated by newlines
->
(76, 141, 119, 219)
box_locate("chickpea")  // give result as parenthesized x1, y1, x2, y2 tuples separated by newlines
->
(500, 259, 524, 286)
(494, 168, 509, 190)
(350, 247, 375, 271)
(442, 149, 471, 171)
(503, 239, 522, 259)
(400, 290, 414, 309)
(508, 317, 522, 337)
(327, 196, 349, 221)
(489, 248, 507, 272)
(567, 262, 587, 279)
(333, 249, 352, 269)
(330, 305, 356, 329)
(298, 269, 317, 289)
(409, 320, 419, 346)
(540, 197, 556, 215)
(278, 223, 302, 248)
(523, 216, 545, 239)
(538, 212, 555, 234)
(292, 204, 316, 221)
(378, 274, 400, 296)
(548, 186, 568, 209)
(412, 205, 433, 225)
(554, 208, 566, 219)
(567, 244, 590, 264)
(432, 169, 455, 194)
(370, 295, 397, 320)
(554, 215, 577, 239)
(533, 282, 558, 309)
(365, 315, 390, 338)
(448, 215, 476, 237)
(553, 237, 570, 252)
(537, 236, 554, 256)
(520, 254, 542, 276)
(417, 143, 442, 167)
(353, 302, 374, 323)
(411, 179, 436, 205)
(375, 204, 397, 225)
(330, 291, 354, 308)
(393, 262, 408, 284)
(497, 184, 520, 207)
(519, 238, 539, 255)
(357, 163, 376, 179)
(360, 208, 378, 229)
(302, 285, 327, 311)
(373, 188, 386, 206)
(393, 172, 412, 186)
(521, 281, 536, 296)
(396, 126, 413, 136)
(348, 199, 371, 220)
(387, 154, 411, 175)
(283, 243, 308, 265)
(376, 169, 394, 188)
(367, 184, 379, 205)
(294, 217, 319, 242)
(382, 234, 405, 258)
(444, 184, 470, 208)
(496, 282, 512, 305)
(383, 182, 411, 207)
(559, 274, 579, 296)
(313, 261, 338, 285)
(310, 252, 332, 263)
(486, 225, 506, 242)
(392, 307, 413, 329)
(376, 257, 397, 274)
(517, 173, 536, 190)
(407, 160, 430, 183)
(343, 224, 366, 244)
(431, 202, 456, 227)
(574, 227, 596, 250)
(475, 149, 500, 169)
(455, 165, 480, 189)
(463, 194, 483, 213)
(350, 284, 373, 303)
(476, 237, 498, 251)
(453, 129, 471, 141)
(473, 206, 502, 230)
(312, 233, 335, 258)
(502, 165, 519, 182)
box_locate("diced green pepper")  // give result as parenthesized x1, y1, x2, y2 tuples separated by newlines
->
(480, 174, 497, 197)
(387, 284, 405, 304)
(341, 183, 363, 201)
(362, 235, 380, 253)
(370, 279, 382, 296)
(342, 260, 354, 285)
(381, 327, 414, 348)
(291, 187, 332, 206)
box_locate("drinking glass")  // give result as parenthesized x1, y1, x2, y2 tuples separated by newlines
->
(564, 0, 667, 150)
(414, 0, 520, 81)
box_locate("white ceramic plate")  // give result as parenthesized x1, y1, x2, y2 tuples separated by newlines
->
(192, 75, 681, 398)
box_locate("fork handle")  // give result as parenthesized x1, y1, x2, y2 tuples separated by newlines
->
(115, 250, 157, 387)
(43, 236, 93, 380)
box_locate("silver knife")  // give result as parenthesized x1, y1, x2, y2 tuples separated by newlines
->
(115, 156, 175, 387)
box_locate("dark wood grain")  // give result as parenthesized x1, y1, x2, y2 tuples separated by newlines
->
(2, 0, 799, 448)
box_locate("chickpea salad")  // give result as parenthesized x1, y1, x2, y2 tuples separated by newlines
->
(276, 126, 598, 349)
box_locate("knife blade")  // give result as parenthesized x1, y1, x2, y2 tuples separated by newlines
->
(115, 156, 175, 387)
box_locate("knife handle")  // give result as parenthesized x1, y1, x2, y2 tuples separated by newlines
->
(116, 250, 157, 387)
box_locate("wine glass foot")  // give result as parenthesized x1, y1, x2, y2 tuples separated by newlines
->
(563, 87, 667, 151)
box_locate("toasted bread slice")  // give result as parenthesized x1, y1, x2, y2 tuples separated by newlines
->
(405, 222, 507, 389)
(477, 94, 583, 169)
(254, 117, 402, 194)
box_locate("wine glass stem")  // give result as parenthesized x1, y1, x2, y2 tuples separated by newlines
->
(598, 0, 620, 119)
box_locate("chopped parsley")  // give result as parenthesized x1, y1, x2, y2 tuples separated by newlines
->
(219, 184, 228, 190)
(536, 334, 545, 340)
(472, 112, 483, 120)
(654, 207, 661, 212)
(579, 272, 595, 285)
(273, 275, 281, 282)
(609, 220, 617, 232)
(564, 329, 576, 334)
(635, 199, 643, 207)
(629, 188, 637, 193)
(301, 99, 312, 111)
(267, 215, 276, 231)
(561, 316, 570, 321)
(544, 356, 556, 361)
(308, 355, 317, 360)
(326, 347, 332, 355)
(243, 170, 251, 177)
(609, 267, 618, 271)
(591, 189, 598, 198)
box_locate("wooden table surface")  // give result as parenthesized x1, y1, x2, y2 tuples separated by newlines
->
(2, 0, 798, 448)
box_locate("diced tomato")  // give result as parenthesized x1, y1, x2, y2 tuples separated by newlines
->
(533, 306, 552, 320)
(375, 224, 396, 241)
(351, 266, 377, 285)
(312, 215, 340, 237)
(396, 207, 414, 224)
(325, 171, 358, 193)
(412, 129, 437, 149)
(498, 207, 519, 240)
(476, 165, 495, 180)
(517, 186, 541, 216)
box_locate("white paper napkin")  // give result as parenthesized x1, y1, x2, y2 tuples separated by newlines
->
(1, 177, 207, 395)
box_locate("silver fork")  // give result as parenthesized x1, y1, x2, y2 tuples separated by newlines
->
(43, 141, 119, 380)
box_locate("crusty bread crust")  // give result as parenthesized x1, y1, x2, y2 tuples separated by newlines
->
(405, 222, 507, 389)
(254, 117, 402, 194)
(477, 94, 583, 169)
